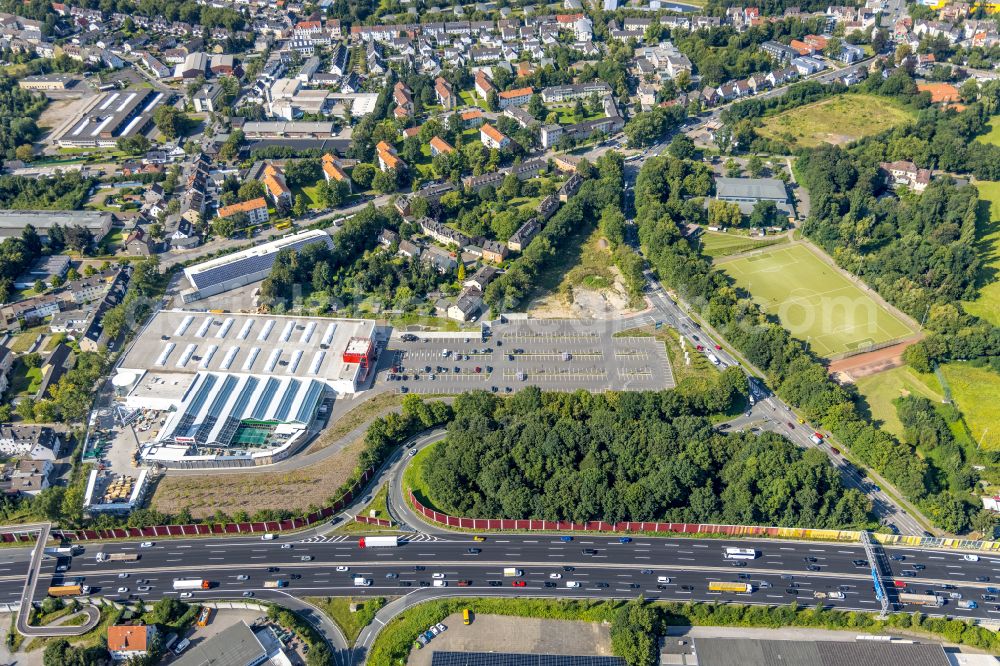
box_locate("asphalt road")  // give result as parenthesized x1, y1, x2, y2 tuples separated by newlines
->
(10, 535, 1000, 624)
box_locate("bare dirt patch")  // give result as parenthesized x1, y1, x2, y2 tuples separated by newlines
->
(36, 94, 95, 132)
(150, 436, 365, 518)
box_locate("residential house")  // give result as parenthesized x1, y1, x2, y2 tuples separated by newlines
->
(434, 76, 456, 108)
(879, 160, 932, 192)
(460, 108, 484, 127)
(480, 123, 510, 149)
(262, 163, 292, 207)
(376, 141, 406, 172)
(420, 217, 471, 248)
(0, 345, 11, 396)
(107, 625, 157, 662)
(448, 286, 482, 321)
(429, 136, 455, 156)
(216, 197, 269, 225)
(474, 70, 495, 100)
(0, 425, 60, 458)
(498, 86, 533, 109)
(463, 265, 498, 292)
(321, 153, 351, 190)
(192, 83, 223, 113)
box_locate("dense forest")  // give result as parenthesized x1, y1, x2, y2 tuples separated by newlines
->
(0, 75, 46, 161)
(0, 171, 95, 211)
(421, 388, 874, 528)
(632, 153, 989, 533)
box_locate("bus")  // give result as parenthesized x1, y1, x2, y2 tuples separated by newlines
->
(708, 582, 753, 594)
(723, 547, 758, 560)
(463, 609, 471, 625)
(898, 592, 943, 607)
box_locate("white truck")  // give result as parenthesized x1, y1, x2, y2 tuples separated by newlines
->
(503, 568, 523, 577)
(172, 579, 210, 591)
(707, 353, 720, 365)
(358, 536, 399, 548)
(353, 577, 372, 587)
(96, 552, 139, 562)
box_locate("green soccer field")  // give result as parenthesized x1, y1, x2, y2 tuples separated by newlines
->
(718, 244, 918, 357)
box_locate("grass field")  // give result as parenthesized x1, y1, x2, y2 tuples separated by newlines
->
(854, 365, 944, 438)
(307, 596, 387, 645)
(698, 231, 789, 259)
(939, 363, 1000, 451)
(718, 244, 917, 357)
(976, 114, 1000, 146)
(961, 181, 1000, 326)
(756, 94, 915, 149)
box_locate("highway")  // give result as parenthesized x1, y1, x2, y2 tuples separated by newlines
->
(9, 534, 1000, 624)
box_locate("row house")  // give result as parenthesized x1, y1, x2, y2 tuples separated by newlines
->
(322, 153, 352, 191)
(420, 218, 472, 248)
(216, 197, 269, 225)
(498, 86, 533, 109)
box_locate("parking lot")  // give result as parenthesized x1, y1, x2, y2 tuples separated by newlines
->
(382, 319, 674, 394)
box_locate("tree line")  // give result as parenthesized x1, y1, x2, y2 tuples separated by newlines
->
(421, 387, 874, 528)
(633, 154, 988, 532)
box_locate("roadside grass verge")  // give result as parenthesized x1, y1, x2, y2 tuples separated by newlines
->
(307, 596, 388, 645)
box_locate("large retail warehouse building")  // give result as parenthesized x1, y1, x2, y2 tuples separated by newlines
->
(114, 309, 382, 467)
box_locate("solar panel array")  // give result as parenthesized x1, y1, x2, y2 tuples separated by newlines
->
(431, 654, 625, 666)
(187, 234, 333, 291)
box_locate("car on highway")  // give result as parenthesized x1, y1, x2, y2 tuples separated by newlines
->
(566, 581, 580, 588)
(409, 448, 417, 456)
(560, 536, 573, 542)
(830, 447, 840, 455)
(473, 536, 486, 542)
(787, 422, 795, 429)
(386, 573, 398, 579)
(544, 581, 556, 588)
(488, 581, 502, 586)
(117, 587, 129, 594)
(899, 571, 916, 578)
(118, 573, 129, 579)
(300, 556, 313, 561)
(581, 549, 597, 555)
(964, 554, 981, 562)
(806, 565, 820, 572)
(714, 344, 722, 350)
(893, 580, 908, 588)
(267, 567, 279, 573)
(976, 576, 991, 582)
(852, 559, 868, 568)
(398, 581, 412, 587)
(730, 561, 747, 567)
(336, 566, 350, 572)
(457, 580, 472, 587)
(281, 544, 293, 549)
(237, 575, 249, 581)
(467, 548, 481, 554)
(640, 569, 653, 575)
(563, 566, 575, 572)
(243, 591, 254, 598)
(912, 564, 926, 571)
(140, 541, 154, 548)
(786, 588, 798, 595)
(432, 573, 446, 579)
(890, 555, 906, 561)
(680, 585, 695, 591)
(803, 557, 817, 563)
(137, 585, 151, 592)
(549, 573, 562, 579)
(618, 537, 632, 544)
(595, 582, 610, 588)
(511, 580, 527, 587)
(414, 566, 426, 571)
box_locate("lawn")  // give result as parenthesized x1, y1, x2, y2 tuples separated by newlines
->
(976, 114, 1000, 147)
(960, 181, 1000, 326)
(939, 363, 1000, 451)
(307, 596, 387, 646)
(8, 325, 48, 353)
(8, 359, 43, 396)
(459, 90, 489, 111)
(718, 243, 918, 357)
(854, 365, 944, 438)
(402, 443, 437, 511)
(335, 484, 398, 533)
(698, 230, 789, 259)
(292, 181, 324, 211)
(756, 94, 915, 149)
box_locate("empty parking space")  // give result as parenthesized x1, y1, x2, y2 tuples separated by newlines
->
(381, 319, 673, 394)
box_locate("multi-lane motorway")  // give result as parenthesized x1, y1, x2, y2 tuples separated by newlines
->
(9, 533, 1000, 625)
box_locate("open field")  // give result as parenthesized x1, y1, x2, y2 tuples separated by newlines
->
(976, 114, 1000, 147)
(939, 363, 1000, 451)
(718, 244, 917, 357)
(527, 228, 640, 318)
(698, 230, 789, 259)
(960, 181, 1000, 326)
(854, 365, 944, 438)
(150, 435, 364, 518)
(756, 94, 915, 149)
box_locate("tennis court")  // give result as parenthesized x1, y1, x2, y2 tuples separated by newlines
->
(718, 244, 918, 358)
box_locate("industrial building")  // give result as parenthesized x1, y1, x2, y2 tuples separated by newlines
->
(50, 88, 167, 148)
(181, 229, 333, 301)
(113, 309, 382, 467)
(0, 210, 113, 241)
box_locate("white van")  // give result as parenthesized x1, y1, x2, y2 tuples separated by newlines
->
(353, 578, 372, 587)
(566, 581, 580, 588)
(657, 576, 671, 583)
(433, 580, 448, 587)
(173, 638, 191, 655)
(261, 533, 276, 541)
(963, 554, 980, 562)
